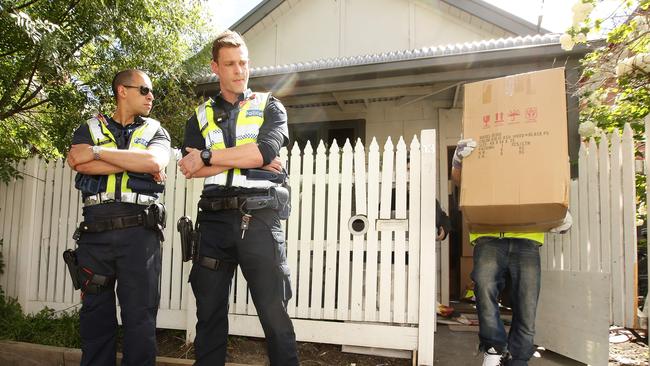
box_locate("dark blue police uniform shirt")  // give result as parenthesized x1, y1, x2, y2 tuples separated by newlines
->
(181, 90, 289, 198)
(71, 115, 171, 218)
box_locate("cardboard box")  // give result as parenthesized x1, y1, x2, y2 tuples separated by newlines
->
(460, 68, 569, 232)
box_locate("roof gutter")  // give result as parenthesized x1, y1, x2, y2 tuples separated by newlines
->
(195, 41, 598, 97)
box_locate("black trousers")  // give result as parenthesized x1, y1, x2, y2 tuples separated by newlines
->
(76, 225, 162, 366)
(190, 208, 298, 366)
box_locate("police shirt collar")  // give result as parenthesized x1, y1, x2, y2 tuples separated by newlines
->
(106, 114, 145, 128)
(215, 89, 253, 105)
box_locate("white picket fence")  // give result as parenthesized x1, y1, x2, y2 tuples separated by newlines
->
(535, 122, 643, 365)
(540, 123, 640, 326)
(0, 131, 439, 364)
(1, 122, 646, 364)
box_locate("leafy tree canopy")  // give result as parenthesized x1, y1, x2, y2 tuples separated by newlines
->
(0, 0, 214, 181)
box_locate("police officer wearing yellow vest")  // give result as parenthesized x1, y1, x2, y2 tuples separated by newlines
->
(451, 139, 571, 366)
(66, 69, 170, 366)
(178, 30, 298, 366)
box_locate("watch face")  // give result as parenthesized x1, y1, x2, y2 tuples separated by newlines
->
(201, 149, 211, 165)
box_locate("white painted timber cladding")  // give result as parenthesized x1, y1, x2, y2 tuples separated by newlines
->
(243, 0, 509, 68)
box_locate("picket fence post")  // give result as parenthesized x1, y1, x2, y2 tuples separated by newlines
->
(16, 158, 40, 309)
(418, 129, 436, 365)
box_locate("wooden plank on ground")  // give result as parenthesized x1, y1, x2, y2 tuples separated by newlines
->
(536, 270, 610, 366)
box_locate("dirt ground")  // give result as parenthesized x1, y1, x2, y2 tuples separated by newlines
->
(156, 329, 411, 365)
(608, 328, 649, 366)
(155, 326, 650, 366)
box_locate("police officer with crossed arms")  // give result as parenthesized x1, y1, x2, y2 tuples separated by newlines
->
(66, 69, 170, 366)
(178, 30, 298, 366)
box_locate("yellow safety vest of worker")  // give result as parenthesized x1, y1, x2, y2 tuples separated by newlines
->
(470, 232, 545, 245)
(86, 114, 161, 195)
(195, 92, 277, 189)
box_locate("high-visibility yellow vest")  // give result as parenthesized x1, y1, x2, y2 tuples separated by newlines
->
(196, 92, 277, 188)
(85, 114, 161, 196)
(470, 232, 545, 245)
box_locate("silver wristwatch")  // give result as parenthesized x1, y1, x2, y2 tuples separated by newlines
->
(92, 145, 101, 160)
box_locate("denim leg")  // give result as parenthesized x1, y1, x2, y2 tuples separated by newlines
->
(507, 239, 541, 364)
(471, 237, 509, 353)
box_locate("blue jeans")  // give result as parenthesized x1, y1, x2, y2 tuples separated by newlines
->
(471, 237, 541, 365)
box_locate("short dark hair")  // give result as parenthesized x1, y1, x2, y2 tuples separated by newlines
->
(211, 30, 246, 62)
(111, 69, 144, 100)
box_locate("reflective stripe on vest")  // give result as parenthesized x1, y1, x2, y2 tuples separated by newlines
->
(86, 115, 161, 195)
(196, 93, 277, 188)
(469, 232, 545, 245)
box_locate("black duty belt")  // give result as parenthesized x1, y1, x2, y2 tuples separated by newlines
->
(198, 197, 247, 211)
(196, 255, 237, 272)
(78, 213, 146, 234)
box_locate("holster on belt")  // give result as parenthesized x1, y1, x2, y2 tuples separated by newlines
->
(62, 249, 81, 290)
(144, 203, 167, 241)
(177, 216, 200, 262)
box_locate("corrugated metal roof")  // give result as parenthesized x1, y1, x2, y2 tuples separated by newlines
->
(197, 33, 562, 84)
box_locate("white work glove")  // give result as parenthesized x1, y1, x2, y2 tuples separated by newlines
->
(550, 211, 573, 234)
(452, 138, 477, 169)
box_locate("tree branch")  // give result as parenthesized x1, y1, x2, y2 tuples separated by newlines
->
(9, 0, 40, 12)
(0, 94, 48, 120)
(15, 49, 42, 106)
(57, 0, 81, 25)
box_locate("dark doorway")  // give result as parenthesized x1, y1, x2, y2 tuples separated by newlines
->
(288, 119, 365, 150)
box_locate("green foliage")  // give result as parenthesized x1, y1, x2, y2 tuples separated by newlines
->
(0, 289, 80, 347)
(572, 2, 650, 265)
(0, 0, 214, 181)
(153, 43, 212, 148)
